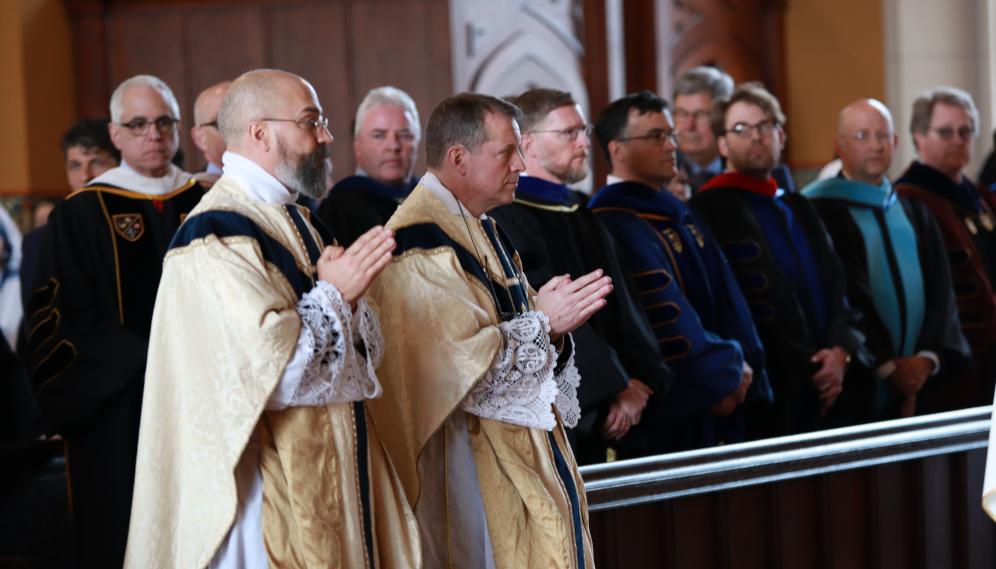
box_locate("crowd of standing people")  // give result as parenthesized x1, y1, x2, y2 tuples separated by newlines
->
(2, 64, 995, 568)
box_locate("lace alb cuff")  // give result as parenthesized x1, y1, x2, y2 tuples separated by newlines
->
(553, 333, 581, 428)
(459, 311, 559, 431)
(290, 281, 383, 407)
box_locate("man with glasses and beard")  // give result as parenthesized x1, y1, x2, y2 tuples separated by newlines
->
(589, 90, 770, 453)
(125, 69, 418, 568)
(690, 82, 869, 438)
(894, 87, 996, 409)
(26, 74, 206, 568)
(488, 88, 672, 463)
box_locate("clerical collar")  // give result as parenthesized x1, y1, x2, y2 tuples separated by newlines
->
(89, 160, 193, 196)
(700, 171, 780, 197)
(420, 172, 486, 220)
(222, 151, 298, 205)
(516, 174, 572, 205)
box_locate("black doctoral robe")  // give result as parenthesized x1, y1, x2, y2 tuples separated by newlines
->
(27, 178, 204, 568)
(318, 175, 417, 247)
(895, 161, 996, 409)
(489, 176, 673, 463)
(691, 172, 870, 438)
(803, 177, 973, 421)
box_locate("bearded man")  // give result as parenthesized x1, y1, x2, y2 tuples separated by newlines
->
(124, 69, 418, 569)
(690, 82, 870, 438)
(488, 88, 672, 463)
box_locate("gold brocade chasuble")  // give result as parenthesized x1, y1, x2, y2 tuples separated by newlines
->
(124, 176, 418, 569)
(367, 183, 594, 569)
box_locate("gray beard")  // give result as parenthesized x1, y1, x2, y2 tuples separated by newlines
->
(275, 140, 332, 200)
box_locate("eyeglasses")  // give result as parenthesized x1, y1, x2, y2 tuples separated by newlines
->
(529, 124, 594, 142)
(846, 131, 893, 144)
(198, 120, 218, 128)
(261, 116, 331, 136)
(929, 126, 974, 142)
(118, 116, 179, 136)
(617, 129, 679, 146)
(726, 120, 780, 138)
(673, 109, 712, 123)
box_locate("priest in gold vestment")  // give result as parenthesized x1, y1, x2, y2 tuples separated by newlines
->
(124, 70, 418, 569)
(368, 93, 613, 568)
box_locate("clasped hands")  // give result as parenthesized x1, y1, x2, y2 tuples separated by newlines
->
(317, 226, 396, 309)
(533, 269, 614, 342)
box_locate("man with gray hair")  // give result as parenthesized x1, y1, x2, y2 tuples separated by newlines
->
(895, 87, 996, 409)
(673, 66, 734, 191)
(26, 74, 205, 568)
(368, 92, 609, 568)
(125, 69, 417, 568)
(318, 86, 421, 246)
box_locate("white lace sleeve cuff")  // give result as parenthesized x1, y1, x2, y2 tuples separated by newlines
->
(553, 333, 581, 429)
(459, 311, 559, 431)
(287, 281, 383, 407)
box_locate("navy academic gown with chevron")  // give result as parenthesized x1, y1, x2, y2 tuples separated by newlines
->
(589, 180, 771, 452)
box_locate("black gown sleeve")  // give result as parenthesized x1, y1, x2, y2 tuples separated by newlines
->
(902, 197, 974, 376)
(812, 206, 892, 366)
(318, 192, 384, 248)
(788, 195, 871, 366)
(27, 199, 148, 435)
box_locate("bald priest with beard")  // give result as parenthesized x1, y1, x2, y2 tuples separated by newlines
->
(124, 69, 418, 569)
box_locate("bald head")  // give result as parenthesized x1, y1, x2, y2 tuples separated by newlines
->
(838, 99, 894, 135)
(218, 69, 318, 152)
(834, 99, 897, 186)
(194, 81, 231, 126)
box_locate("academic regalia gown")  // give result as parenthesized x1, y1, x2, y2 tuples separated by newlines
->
(368, 181, 593, 569)
(124, 176, 418, 569)
(803, 176, 972, 420)
(489, 175, 673, 463)
(895, 161, 996, 409)
(318, 175, 417, 247)
(26, 168, 204, 568)
(589, 180, 771, 452)
(691, 172, 869, 438)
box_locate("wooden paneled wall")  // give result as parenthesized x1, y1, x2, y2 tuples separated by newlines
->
(583, 407, 996, 569)
(63, 0, 452, 178)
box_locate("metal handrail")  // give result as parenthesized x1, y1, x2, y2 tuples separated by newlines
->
(579, 406, 993, 511)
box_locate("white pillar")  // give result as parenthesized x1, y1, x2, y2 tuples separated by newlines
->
(882, 0, 996, 180)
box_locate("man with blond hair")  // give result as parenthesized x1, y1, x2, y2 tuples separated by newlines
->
(489, 87, 672, 463)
